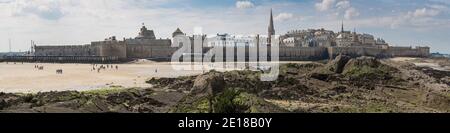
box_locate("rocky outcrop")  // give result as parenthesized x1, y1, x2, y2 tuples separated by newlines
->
(328, 54, 352, 73)
(191, 71, 225, 97)
(0, 88, 174, 113)
(309, 54, 351, 81)
(415, 66, 450, 86)
(171, 71, 287, 113)
(1, 57, 449, 113)
(342, 56, 398, 81)
(310, 55, 398, 81)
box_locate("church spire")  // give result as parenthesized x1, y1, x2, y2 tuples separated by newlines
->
(268, 9, 275, 45)
(341, 20, 344, 33)
(269, 8, 275, 36)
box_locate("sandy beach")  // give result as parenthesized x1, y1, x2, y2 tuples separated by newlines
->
(0, 60, 312, 93)
(0, 61, 207, 93)
(3, 58, 442, 93)
(389, 57, 450, 71)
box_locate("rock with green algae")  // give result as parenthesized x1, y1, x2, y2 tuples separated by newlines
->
(171, 88, 287, 113)
(0, 87, 168, 113)
(342, 56, 398, 80)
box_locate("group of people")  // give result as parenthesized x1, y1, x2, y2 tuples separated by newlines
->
(4, 62, 22, 64)
(34, 65, 44, 70)
(92, 64, 119, 73)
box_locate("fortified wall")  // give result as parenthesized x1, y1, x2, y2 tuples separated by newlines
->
(91, 40, 127, 60)
(327, 46, 430, 59)
(30, 23, 431, 63)
(34, 45, 94, 56)
(125, 39, 176, 59)
(279, 46, 328, 61)
(32, 25, 178, 62)
(387, 46, 430, 57)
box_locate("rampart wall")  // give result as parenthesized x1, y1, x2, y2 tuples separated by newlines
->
(279, 46, 329, 60)
(125, 39, 177, 59)
(328, 46, 430, 59)
(34, 45, 94, 56)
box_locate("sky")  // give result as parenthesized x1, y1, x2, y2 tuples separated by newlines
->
(0, 0, 449, 53)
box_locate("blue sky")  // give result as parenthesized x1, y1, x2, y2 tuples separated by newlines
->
(0, 0, 449, 53)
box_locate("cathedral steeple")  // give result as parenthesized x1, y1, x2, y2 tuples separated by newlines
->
(341, 20, 344, 33)
(268, 8, 275, 36)
(268, 9, 275, 45)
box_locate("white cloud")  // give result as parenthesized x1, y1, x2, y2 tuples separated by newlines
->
(11, 0, 65, 20)
(344, 7, 359, 19)
(330, 6, 448, 30)
(236, 1, 254, 9)
(409, 8, 440, 18)
(316, 0, 358, 20)
(382, 8, 442, 28)
(0, 0, 278, 52)
(429, 0, 450, 5)
(336, 0, 350, 9)
(427, 4, 448, 11)
(1, 0, 450, 53)
(274, 13, 294, 22)
(315, 0, 335, 12)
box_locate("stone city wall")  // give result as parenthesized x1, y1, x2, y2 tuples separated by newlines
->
(125, 39, 177, 59)
(328, 46, 430, 59)
(34, 45, 94, 56)
(327, 46, 386, 59)
(91, 41, 127, 60)
(387, 46, 430, 57)
(32, 40, 430, 62)
(4, 56, 120, 63)
(279, 46, 329, 60)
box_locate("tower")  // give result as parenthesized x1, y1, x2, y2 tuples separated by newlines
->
(172, 28, 184, 38)
(341, 20, 344, 33)
(352, 28, 359, 43)
(136, 23, 156, 39)
(8, 38, 11, 53)
(268, 9, 275, 45)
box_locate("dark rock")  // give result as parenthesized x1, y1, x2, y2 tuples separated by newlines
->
(310, 73, 331, 81)
(415, 66, 450, 86)
(106, 91, 137, 104)
(147, 77, 194, 91)
(0, 93, 22, 110)
(32, 91, 82, 106)
(191, 71, 225, 97)
(327, 54, 352, 73)
(342, 56, 398, 81)
(309, 54, 351, 80)
(33, 106, 83, 113)
(331, 86, 348, 94)
(259, 84, 314, 100)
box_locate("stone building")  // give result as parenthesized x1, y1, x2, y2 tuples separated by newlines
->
(34, 44, 94, 56)
(30, 10, 431, 63)
(124, 24, 176, 59)
(281, 28, 336, 47)
(34, 24, 178, 61)
(91, 36, 127, 59)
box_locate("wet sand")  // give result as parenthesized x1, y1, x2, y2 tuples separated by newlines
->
(389, 57, 450, 71)
(0, 60, 324, 93)
(0, 61, 206, 93)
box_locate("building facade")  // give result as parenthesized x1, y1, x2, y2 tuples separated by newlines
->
(34, 24, 178, 60)
(31, 10, 431, 63)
